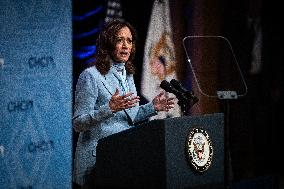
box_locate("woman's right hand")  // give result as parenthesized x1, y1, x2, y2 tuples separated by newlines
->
(109, 88, 140, 113)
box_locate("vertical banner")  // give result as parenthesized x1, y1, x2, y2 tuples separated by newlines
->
(0, 1, 72, 189)
(141, 0, 181, 119)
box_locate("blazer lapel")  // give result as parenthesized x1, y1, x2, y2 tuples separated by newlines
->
(126, 75, 136, 95)
(124, 75, 139, 123)
(101, 68, 120, 95)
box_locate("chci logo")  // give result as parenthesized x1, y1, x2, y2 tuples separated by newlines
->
(28, 56, 55, 69)
(185, 128, 213, 172)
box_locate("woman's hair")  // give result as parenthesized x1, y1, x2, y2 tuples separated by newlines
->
(94, 19, 137, 75)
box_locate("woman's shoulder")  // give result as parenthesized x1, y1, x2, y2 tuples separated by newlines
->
(79, 66, 102, 78)
(83, 66, 100, 76)
(78, 66, 102, 82)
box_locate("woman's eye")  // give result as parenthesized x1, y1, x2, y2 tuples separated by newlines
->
(116, 38, 132, 45)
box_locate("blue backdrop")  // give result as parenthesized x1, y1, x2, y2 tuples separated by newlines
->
(0, 1, 72, 188)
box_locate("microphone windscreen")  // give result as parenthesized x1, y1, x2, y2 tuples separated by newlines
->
(170, 79, 187, 93)
(160, 80, 174, 93)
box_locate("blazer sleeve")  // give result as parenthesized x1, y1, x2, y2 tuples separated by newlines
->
(133, 101, 157, 123)
(73, 70, 114, 132)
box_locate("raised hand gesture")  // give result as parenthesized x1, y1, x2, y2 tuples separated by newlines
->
(152, 91, 175, 112)
(109, 88, 140, 113)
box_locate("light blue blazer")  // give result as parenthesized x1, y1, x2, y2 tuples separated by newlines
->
(72, 65, 157, 186)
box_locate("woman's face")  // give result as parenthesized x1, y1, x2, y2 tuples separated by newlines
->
(113, 26, 133, 63)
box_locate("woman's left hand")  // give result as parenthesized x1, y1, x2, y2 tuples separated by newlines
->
(152, 91, 175, 112)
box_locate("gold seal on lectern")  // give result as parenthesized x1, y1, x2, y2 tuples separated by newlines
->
(185, 128, 213, 172)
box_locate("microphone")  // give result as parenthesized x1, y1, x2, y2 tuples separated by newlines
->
(170, 79, 199, 103)
(160, 79, 199, 114)
(160, 80, 188, 102)
(169, 79, 188, 94)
